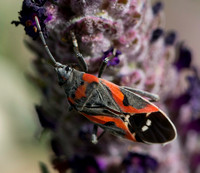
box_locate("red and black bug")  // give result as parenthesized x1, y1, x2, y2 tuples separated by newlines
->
(35, 16, 177, 144)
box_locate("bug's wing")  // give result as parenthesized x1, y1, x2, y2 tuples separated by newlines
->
(126, 110, 177, 144)
(80, 111, 137, 142)
(100, 79, 177, 144)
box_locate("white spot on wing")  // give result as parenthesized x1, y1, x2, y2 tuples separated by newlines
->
(146, 119, 151, 126)
(142, 125, 148, 131)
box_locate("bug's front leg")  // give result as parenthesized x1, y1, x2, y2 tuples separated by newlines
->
(122, 86, 160, 102)
(70, 31, 88, 72)
(91, 124, 106, 144)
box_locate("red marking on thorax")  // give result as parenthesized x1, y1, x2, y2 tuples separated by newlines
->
(83, 73, 99, 83)
(81, 113, 136, 141)
(100, 79, 159, 113)
(75, 83, 87, 100)
(68, 73, 99, 104)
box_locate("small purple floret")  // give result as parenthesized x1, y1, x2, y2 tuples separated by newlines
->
(187, 71, 200, 113)
(174, 44, 192, 71)
(172, 93, 191, 110)
(152, 1, 163, 15)
(185, 118, 200, 133)
(102, 48, 121, 66)
(122, 152, 158, 173)
(165, 31, 176, 45)
(70, 155, 103, 173)
(191, 153, 200, 170)
(11, 0, 50, 39)
(150, 28, 164, 43)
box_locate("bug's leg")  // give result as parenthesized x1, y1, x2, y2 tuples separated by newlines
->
(123, 86, 160, 102)
(70, 31, 88, 72)
(91, 125, 106, 144)
(91, 124, 98, 144)
(97, 130, 106, 141)
(98, 58, 109, 78)
(98, 48, 117, 78)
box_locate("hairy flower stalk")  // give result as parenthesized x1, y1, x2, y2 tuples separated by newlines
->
(13, 0, 200, 172)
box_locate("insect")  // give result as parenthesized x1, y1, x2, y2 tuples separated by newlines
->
(35, 16, 177, 144)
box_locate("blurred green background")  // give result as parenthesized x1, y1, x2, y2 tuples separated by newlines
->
(0, 0, 199, 173)
(0, 1, 53, 173)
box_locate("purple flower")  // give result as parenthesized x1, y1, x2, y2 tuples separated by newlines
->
(11, 0, 51, 39)
(185, 118, 200, 133)
(52, 157, 69, 173)
(150, 28, 164, 43)
(172, 93, 191, 111)
(69, 155, 103, 173)
(122, 152, 158, 173)
(174, 43, 192, 71)
(152, 1, 163, 15)
(187, 70, 200, 114)
(190, 153, 200, 172)
(165, 31, 176, 45)
(101, 48, 121, 66)
(79, 124, 94, 142)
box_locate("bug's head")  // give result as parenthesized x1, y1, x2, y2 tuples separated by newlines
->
(55, 65, 73, 86)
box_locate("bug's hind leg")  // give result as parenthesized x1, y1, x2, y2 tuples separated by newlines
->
(91, 125, 106, 144)
(91, 124, 98, 144)
(98, 48, 117, 78)
(122, 86, 160, 102)
(70, 31, 88, 72)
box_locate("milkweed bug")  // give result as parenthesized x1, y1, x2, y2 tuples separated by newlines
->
(34, 16, 177, 144)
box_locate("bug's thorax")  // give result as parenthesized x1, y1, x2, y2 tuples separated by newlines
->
(57, 67, 85, 97)
(63, 72, 102, 109)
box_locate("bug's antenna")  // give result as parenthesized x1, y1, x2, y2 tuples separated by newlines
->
(34, 16, 57, 66)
